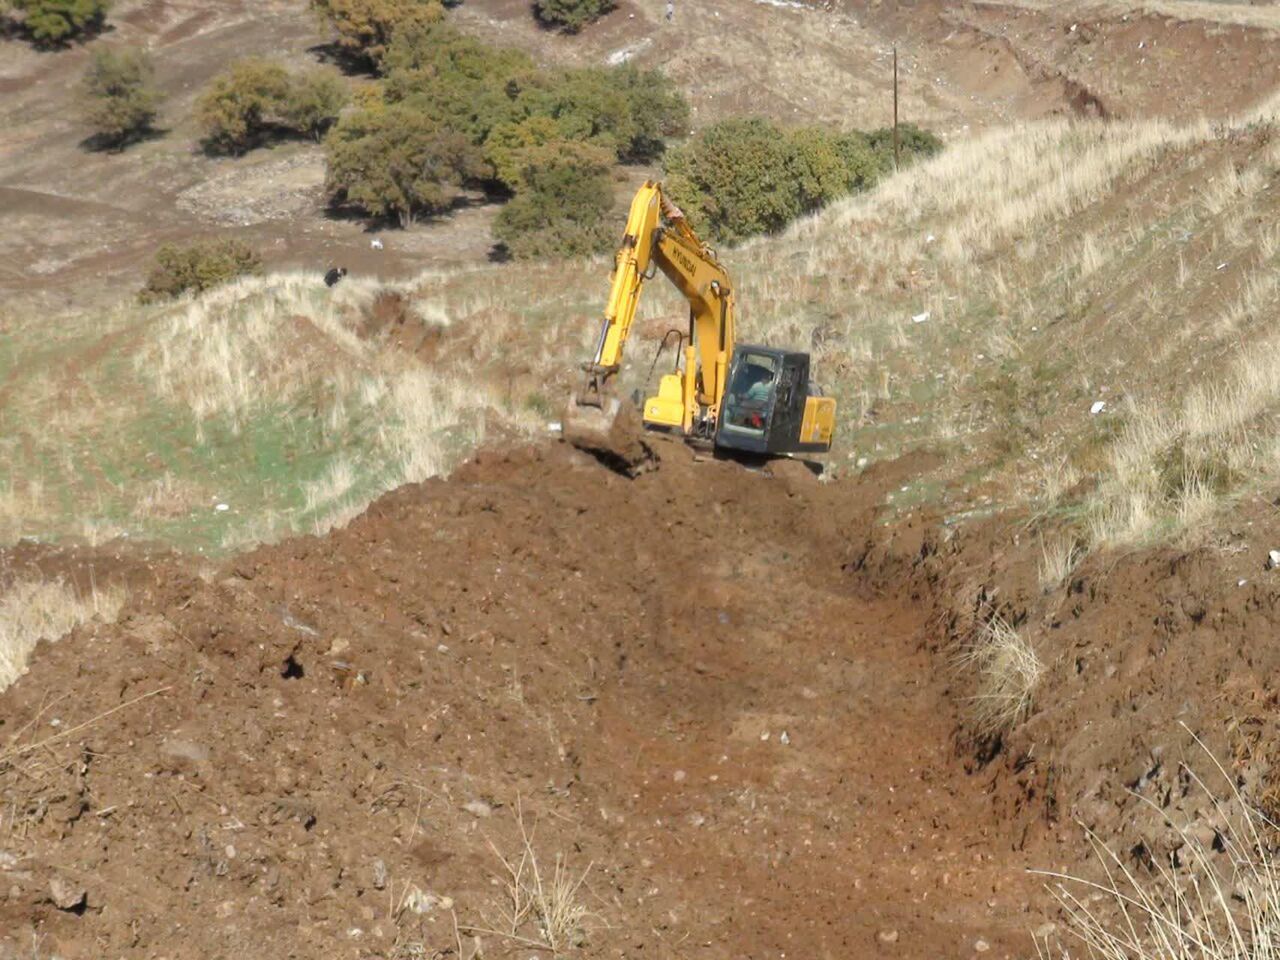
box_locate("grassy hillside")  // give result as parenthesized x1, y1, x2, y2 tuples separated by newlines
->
(7, 90, 1280, 561)
(0, 273, 559, 552)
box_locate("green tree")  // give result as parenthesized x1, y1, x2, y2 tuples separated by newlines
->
(14, 0, 107, 44)
(532, 0, 613, 33)
(512, 65, 686, 163)
(382, 27, 687, 180)
(195, 59, 290, 155)
(80, 45, 160, 149)
(139, 239, 263, 303)
(482, 115, 559, 191)
(492, 141, 614, 259)
(325, 104, 485, 226)
(282, 68, 349, 141)
(831, 131, 882, 190)
(383, 23, 533, 145)
(605, 64, 689, 162)
(665, 118, 805, 243)
(310, 0, 445, 66)
(664, 118, 911, 243)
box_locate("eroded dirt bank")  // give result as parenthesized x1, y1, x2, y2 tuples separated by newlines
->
(857, 494, 1280, 906)
(0, 442, 1043, 959)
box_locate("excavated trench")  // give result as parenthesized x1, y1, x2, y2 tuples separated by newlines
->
(0, 440, 1047, 959)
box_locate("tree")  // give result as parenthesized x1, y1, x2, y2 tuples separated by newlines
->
(492, 141, 614, 259)
(282, 68, 349, 141)
(381, 26, 688, 183)
(382, 23, 533, 145)
(831, 131, 881, 191)
(665, 118, 807, 243)
(80, 46, 160, 149)
(310, 0, 445, 67)
(483, 115, 559, 190)
(139, 239, 263, 303)
(664, 118, 911, 243)
(605, 64, 689, 162)
(14, 0, 108, 44)
(325, 105, 485, 226)
(195, 59, 290, 155)
(478, 64, 687, 171)
(532, 0, 614, 33)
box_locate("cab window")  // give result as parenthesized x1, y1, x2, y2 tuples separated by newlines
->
(721, 353, 777, 436)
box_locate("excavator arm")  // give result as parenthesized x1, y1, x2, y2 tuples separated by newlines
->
(578, 180, 735, 435)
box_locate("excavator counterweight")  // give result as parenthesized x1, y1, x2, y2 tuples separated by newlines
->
(564, 180, 836, 463)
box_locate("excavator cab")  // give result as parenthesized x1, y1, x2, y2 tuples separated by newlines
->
(715, 346, 835, 455)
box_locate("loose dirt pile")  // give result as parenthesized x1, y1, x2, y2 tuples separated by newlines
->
(0, 441, 1045, 959)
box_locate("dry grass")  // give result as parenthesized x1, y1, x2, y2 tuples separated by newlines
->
(471, 805, 599, 953)
(18, 87, 1280, 556)
(1087, 330, 1280, 547)
(955, 615, 1042, 737)
(130, 473, 208, 520)
(120, 269, 541, 549)
(1038, 535, 1083, 592)
(0, 579, 126, 692)
(140, 272, 374, 428)
(1036, 730, 1280, 960)
(725, 95, 1280, 557)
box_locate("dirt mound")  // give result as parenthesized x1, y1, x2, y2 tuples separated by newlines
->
(0, 441, 1047, 959)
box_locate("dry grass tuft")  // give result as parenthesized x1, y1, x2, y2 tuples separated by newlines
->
(473, 804, 599, 953)
(1036, 728, 1280, 960)
(955, 615, 1042, 737)
(0, 579, 126, 692)
(1038, 535, 1082, 592)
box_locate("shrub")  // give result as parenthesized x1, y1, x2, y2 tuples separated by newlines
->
(325, 105, 485, 226)
(605, 64, 689, 162)
(866, 123, 944, 167)
(139, 239, 263, 303)
(664, 118, 897, 243)
(382, 28, 687, 185)
(483, 115, 560, 191)
(80, 46, 160, 149)
(382, 23, 535, 145)
(196, 59, 291, 155)
(492, 141, 614, 259)
(310, 0, 446, 66)
(282, 68, 349, 141)
(512, 65, 688, 165)
(14, 0, 107, 44)
(533, 0, 614, 32)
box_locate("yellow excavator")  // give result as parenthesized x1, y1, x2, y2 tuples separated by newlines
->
(565, 180, 836, 459)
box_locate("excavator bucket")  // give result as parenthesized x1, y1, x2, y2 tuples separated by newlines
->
(562, 392, 653, 475)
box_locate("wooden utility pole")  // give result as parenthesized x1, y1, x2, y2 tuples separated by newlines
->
(892, 45, 901, 171)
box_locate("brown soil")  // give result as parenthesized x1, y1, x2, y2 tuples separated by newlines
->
(856, 484, 1280, 904)
(0, 441, 1048, 959)
(9, 435, 1280, 959)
